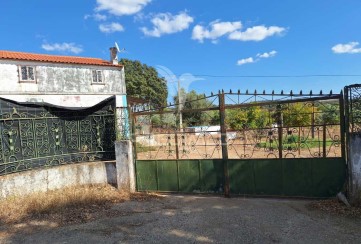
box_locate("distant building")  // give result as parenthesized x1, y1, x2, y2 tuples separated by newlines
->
(186, 125, 221, 135)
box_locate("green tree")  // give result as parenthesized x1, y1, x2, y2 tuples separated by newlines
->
(315, 103, 339, 125)
(120, 58, 168, 107)
(226, 106, 269, 130)
(151, 112, 177, 129)
(282, 103, 313, 127)
(174, 89, 218, 127)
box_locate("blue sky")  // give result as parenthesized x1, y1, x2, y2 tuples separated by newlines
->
(1, 0, 361, 100)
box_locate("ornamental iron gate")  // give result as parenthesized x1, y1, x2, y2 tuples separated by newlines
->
(345, 84, 361, 135)
(133, 89, 346, 198)
(0, 97, 116, 175)
(344, 84, 361, 199)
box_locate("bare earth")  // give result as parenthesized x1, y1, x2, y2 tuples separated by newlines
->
(1, 195, 361, 244)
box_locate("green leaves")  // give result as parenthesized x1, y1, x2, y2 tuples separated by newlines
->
(174, 89, 217, 127)
(226, 106, 268, 130)
(120, 59, 168, 107)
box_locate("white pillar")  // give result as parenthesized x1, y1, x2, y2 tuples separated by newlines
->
(115, 140, 135, 192)
(349, 134, 361, 204)
(114, 95, 135, 192)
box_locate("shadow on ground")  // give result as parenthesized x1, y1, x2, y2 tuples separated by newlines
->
(1, 195, 361, 244)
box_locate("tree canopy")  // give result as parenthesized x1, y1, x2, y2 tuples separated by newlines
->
(281, 103, 313, 127)
(315, 103, 339, 125)
(120, 58, 168, 107)
(226, 106, 269, 130)
(174, 89, 219, 127)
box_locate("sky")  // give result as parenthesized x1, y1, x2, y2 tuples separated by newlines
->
(1, 0, 361, 101)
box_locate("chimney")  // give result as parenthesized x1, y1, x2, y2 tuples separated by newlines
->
(109, 47, 118, 65)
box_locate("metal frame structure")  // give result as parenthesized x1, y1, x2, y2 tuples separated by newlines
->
(133, 90, 344, 160)
(133, 89, 346, 197)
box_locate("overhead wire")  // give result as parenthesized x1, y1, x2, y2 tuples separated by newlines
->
(177, 74, 361, 78)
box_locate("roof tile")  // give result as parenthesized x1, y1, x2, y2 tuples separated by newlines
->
(0, 50, 122, 67)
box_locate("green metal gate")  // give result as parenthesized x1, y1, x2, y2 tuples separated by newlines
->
(133, 89, 346, 198)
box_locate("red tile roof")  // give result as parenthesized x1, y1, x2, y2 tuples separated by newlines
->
(0, 50, 122, 67)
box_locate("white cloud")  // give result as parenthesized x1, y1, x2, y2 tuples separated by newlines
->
(41, 42, 83, 54)
(99, 22, 124, 33)
(237, 50, 277, 66)
(192, 20, 242, 43)
(141, 12, 194, 37)
(257, 50, 277, 58)
(332, 42, 361, 54)
(237, 57, 255, 66)
(95, 0, 151, 16)
(192, 20, 285, 43)
(229, 25, 285, 41)
(94, 13, 107, 21)
(84, 13, 107, 21)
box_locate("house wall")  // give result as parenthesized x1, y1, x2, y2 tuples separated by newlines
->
(0, 60, 125, 107)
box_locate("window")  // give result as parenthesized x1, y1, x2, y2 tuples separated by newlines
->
(19, 66, 36, 82)
(92, 70, 103, 84)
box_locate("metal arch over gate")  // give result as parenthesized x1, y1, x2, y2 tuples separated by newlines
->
(133, 89, 346, 198)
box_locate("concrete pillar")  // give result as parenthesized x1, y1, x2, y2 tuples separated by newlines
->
(115, 140, 136, 192)
(113, 95, 135, 192)
(349, 134, 361, 204)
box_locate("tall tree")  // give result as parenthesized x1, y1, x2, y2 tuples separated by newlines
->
(226, 106, 269, 130)
(282, 103, 313, 127)
(120, 58, 168, 107)
(174, 89, 218, 127)
(315, 103, 339, 125)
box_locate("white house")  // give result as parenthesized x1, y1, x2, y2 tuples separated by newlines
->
(0, 49, 126, 107)
(0, 49, 134, 194)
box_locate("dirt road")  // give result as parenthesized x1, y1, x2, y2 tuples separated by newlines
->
(2, 195, 361, 243)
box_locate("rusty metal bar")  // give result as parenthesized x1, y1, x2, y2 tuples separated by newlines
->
(344, 86, 353, 198)
(219, 92, 230, 197)
(278, 127, 283, 159)
(339, 91, 346, 160)
(175, 131, 179, 160)
(311, 102, 315, 139)
(131, 110, 138, 160)
(223, 95, 341, 110)
(276, 104, 283, 159)
(133, 94, 341, 116)
(322, 124, 327, 158)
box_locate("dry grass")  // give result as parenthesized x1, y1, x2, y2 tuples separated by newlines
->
(0, 185, 161, 226)
(308, 198, 361, 218)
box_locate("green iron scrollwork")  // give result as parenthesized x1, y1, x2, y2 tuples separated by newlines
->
(0, 97, 116, 176)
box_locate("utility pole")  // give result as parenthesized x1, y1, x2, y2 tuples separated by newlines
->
(178, 79, 183, 130)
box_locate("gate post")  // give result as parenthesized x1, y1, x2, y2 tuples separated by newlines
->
(115, 95, 136, 192)
(344, 84, 361, 204)
(276, 104, 283, 159)
(219, 92, 230, 197)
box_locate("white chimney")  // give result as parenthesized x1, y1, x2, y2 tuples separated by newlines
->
(109, 47, 118, 65)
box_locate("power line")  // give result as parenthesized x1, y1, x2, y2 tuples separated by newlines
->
(185, 74, 361, 78)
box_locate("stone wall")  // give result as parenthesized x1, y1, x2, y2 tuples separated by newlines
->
(0, 161, 117, 198)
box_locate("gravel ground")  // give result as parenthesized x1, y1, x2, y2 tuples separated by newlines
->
(1, 195, 361, 244)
